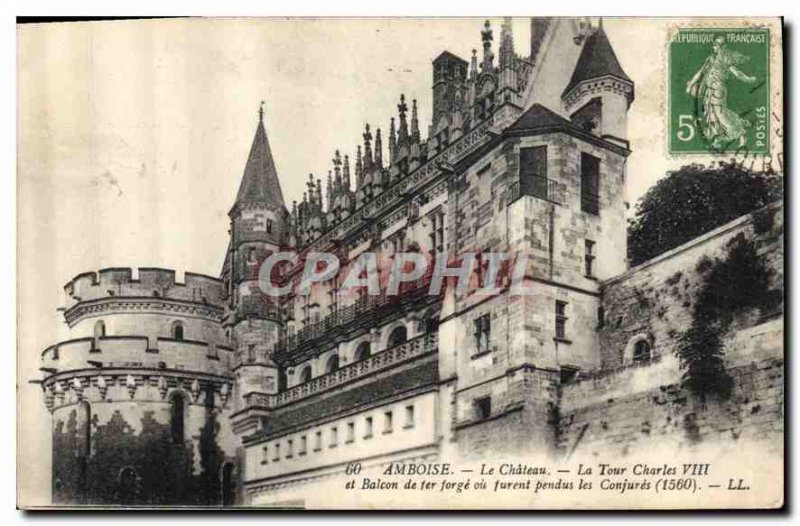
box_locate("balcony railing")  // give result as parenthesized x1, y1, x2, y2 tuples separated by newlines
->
(509, 177, 566, 205)
(244, 332, 438, 409)
(581, 193, 599, 215)
(280, 266, 437, 354)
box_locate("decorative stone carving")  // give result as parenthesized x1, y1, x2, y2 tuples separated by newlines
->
(96, 376, 108, 400)
(44, 386, 54, 412)
(220, 383, 230, 407)
(54, 382, 65, 405)
(125, 374, 137, 400)
(71, 377, 84, 401)
(190, 379, 201, 404)
(158, 376, 169, 400)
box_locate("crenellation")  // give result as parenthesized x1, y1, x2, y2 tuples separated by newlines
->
(64, 267, 225, 310)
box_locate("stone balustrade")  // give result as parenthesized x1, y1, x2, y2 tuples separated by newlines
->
(245, 332, 438, 409)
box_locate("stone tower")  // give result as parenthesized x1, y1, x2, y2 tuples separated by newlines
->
(223, 106, 289, 416)
(40, 268, 237, 505)
(561, 23, 635, 148)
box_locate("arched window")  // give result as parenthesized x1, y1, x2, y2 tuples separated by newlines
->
(94, 320, 106, 338)
(299, 366, 312, 384)
(325, 354, 339, 374)
(221, 462, 235, 506)
(172, 321, 184, 341)
(387, 326, 407, 348)
(170, 391, 185, 444)
(633, 340, 652, 364)
(354, 342, 371, 362)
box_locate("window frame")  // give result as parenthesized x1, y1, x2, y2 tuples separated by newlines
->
(555, 300, 569, 341)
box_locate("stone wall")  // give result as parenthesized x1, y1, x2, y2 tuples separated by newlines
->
(51, 395, 237, 505)
(558, 322, 783, 456)
(454, 366, 560, 459)
(598, 203, 783, 369)
(558, 204, 784, 457)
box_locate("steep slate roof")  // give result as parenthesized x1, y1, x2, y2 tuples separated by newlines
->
(562, 25, 632, 97)
(490, 102, 630, 158)
(505, 103, 579, 134)
(234, 118, 285, 207)
(433, 50, 468, 65)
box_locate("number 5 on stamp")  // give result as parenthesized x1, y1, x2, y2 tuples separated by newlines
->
(669, 28, 770, 154)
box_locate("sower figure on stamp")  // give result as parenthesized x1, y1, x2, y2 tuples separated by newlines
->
(686, 35, 757, 148)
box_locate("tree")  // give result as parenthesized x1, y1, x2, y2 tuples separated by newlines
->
(627, 163, 782, 266)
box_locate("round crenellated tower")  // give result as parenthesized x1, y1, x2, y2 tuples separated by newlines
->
(39, 267, 239, 506)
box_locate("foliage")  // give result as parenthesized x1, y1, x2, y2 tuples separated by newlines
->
(628, 163, 782, 266)
(677, 237, 778, 400)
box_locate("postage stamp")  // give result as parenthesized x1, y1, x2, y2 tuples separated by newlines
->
(669, 28, 770, 154)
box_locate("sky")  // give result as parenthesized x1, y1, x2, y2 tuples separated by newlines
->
(16, 17, 782, 505)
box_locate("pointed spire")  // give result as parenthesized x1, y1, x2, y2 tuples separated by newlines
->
(326, 170, 333, 209)
(333, 150, 343, 192)
(499, 17, 514, 69)
(374, 128, 383, 168)
(410, 99, 420, 143)
(362, 124, 373, 172)
(389, 117, 397, 164)
(561, 23, 632, 98)
(481, 20, 494, 72)
(470, 49, 478, 80)
(306, 174, 315, 205)
(343, 154, 351, 191)
(232, 103, 286, 211)
(316, 178, 323, 210)
(397, 94, 409, 146)
(355, 145, 363, 188)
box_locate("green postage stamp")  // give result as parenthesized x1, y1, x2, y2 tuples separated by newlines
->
(669, 28, 770, 154)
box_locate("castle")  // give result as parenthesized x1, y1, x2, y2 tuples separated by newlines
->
(37, 18, 783, 507)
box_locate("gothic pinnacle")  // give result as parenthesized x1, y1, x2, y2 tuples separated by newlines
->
(389, 117, 397, 164)
(333, 150, 343, 187)
(411, 99, 420, 143)
(326, 171, 333, 208)
(397, 94, 409, 146)
(499, 17, 514, 69)
(374, 128, 383, 168)
(481, 20, 494, 71)
(470, 49, 478, 80)
(363, 124, 373, 171)
(343, 154, 351, 191)
(355, 145, 363, 188)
